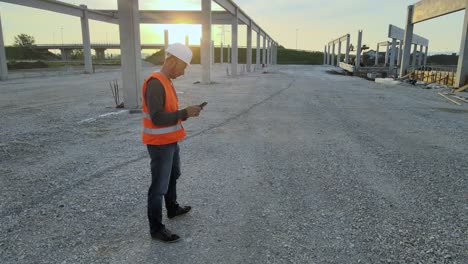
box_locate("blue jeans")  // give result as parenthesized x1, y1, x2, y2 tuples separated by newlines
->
(146, 142, 181, 234)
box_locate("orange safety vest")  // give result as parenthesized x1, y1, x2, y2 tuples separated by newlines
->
(141, 72, 186, 145)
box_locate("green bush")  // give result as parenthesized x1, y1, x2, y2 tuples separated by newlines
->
(7, 60, 48, 70)
(145, 46, 325, 65)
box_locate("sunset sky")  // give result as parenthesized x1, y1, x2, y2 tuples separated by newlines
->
(0, 0, 465, 54)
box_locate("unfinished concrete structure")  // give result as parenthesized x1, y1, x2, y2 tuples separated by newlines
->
(324, 34, 350, 66)
(387, 24, 429, 69)
(400, 0, 468, 87)
(0, 0, 278, 108)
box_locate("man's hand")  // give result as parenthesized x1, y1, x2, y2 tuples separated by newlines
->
(185, 105, 202, 117)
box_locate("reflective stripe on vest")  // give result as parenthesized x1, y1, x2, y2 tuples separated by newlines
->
(142, 124, 183, 135)
(142, 112, 151, 119)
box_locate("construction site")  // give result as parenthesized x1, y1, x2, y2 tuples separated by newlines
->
(1, 0, 467, 263)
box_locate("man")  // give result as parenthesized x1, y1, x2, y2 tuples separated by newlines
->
(141, 43, 202, 243)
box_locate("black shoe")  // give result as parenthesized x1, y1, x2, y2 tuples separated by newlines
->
(151, 227, 181, 243)
(167, 205, 192, 219)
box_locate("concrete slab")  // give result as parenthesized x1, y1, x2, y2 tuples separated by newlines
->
(1, 65, 467, 263)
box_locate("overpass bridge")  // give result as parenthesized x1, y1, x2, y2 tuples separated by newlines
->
(34, 43, 168, 60)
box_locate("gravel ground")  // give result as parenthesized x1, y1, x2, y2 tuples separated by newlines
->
(0, 64, 467, 263)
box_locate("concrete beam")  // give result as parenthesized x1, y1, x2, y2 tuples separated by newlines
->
(400, 5, 414, 76)
(251, 23, 259, 34)
(80, 5, 93, 74)
(94, 10, 239, 25)
(328, 34, 349, 45)
(413, 0, 465, 24)
(1, 0, 117, 24)
(213, 0, 275, 45)
(214, 0, 249, 24)
(388, 24, 429, 46)
(201, 0, 212, 84)
(0, 13, 7, 80)
(117, 0, 142, 110)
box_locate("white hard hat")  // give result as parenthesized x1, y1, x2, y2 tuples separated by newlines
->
(166, 43, 192, 65)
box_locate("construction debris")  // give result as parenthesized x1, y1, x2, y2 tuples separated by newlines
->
(438, 92, 462, 105)
(454, 84, 468, 93)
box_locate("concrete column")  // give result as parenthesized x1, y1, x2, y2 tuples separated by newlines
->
(80, 5, 93, 74)
(256, 32, 261, 70)
(375, 44, 380, 65)
(411, 44, 417, 67)
(355, 30, 362, 69)
(246, 23, 252, 72)
(95, 48, 106, 60)
(326, 45, 330, 65)
(117, 0, 142, 109)
(455, 4, 468, 87)
(323, 45, 327, 65)
(220, 42, 224, 64)
(270, 41, 273, 65)
(185, 35, 189, 46)
(424, 46, 428, 66)
(337, 41, 342, 65)
(384, 43, 389, 65)
(397, 41, 403, 66)
(389, 38, 397, 73)
(345, 34, 350, 64)
(267, 39, 271, 65)
(275, 44, 278, 65)
(0, 13, 7, 81)
(164, 30, 169, 50)
(262, 36, 266, 65)
(400, 5, 414, 76)
(418, 45, 423, 66)
(331, 43, 335, 66)
(211, 40, 215, 65)
(201, 0, 212, 83)
(231, 8, 238, 75)
(61, 48, 67, 61)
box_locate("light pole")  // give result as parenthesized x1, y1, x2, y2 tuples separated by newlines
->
(60, 27, 64, 46)
(296, 28, 298, 50)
